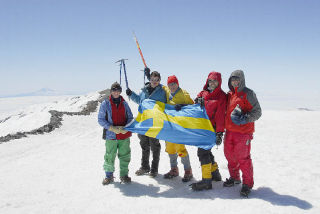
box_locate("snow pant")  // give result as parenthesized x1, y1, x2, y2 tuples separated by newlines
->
(138, 134, 161, 172)
(103, 138, 131, 177)
(165, 141, 191, 170)
(224, 130, 254, 188)
(197, 148, 219, 179)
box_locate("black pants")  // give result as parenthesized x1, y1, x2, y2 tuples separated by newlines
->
(197, 148, 215, 166)
(138, 134, 161, 172)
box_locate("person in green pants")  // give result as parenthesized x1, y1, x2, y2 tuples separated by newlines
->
(98, 82, 134, 185)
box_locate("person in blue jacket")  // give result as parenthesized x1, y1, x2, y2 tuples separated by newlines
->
(126, 69, 166, 177)
(98, 82, 134, 185)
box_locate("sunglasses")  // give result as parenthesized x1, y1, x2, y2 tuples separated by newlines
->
(111, 87, 122, 92)
(230, 76, 240, 81)
(208, 79, 218, 83)
(168, 82, 178, 86)
(150, 78, 160, 82)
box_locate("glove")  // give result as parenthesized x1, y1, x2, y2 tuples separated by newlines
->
(117, 126, 128, 134)
(126, 88, 132, 96)
(144, 67, 151, 80)
(231, 106, 248, 125)
(174, 104, 186, 111)
(215, 132, 224, 146)
(198, 97, 205, 107)
(108, 125, 121, 134)
(194, 97, 205, 107)
(120, 129, 128, 134)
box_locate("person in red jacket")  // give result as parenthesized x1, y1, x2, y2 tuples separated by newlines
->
(223, 70, 262, 197)
(191, 71, 227, 191)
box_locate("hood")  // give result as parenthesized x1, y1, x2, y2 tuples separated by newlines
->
(203, 71, 222, 91)
(228, 70, 246, 92)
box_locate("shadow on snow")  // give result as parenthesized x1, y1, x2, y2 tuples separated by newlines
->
(111, 175, 312, 210)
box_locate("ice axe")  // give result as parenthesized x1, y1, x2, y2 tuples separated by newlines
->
(115, 59, 129, 89)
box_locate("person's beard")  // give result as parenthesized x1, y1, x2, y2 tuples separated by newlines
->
(208, 85, 216, 92)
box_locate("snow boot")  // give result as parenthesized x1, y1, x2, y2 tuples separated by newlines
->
(149, 169, 158, 178)
(223, 177, 241, 187)
(211, 168, 222, 181)
(181, 169, 193, 182)
(190, 179, 212, 191)
(120, 175, 131, 184)
(102, 172, 114, 185)
(240, 184, 252, 197)
(102, 177, 114, 185)
(163, 167, 179, 179)
(135, 167, 150, 176)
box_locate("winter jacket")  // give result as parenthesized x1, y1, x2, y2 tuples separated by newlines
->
(163, 86, 194, 105)
(225, 70, 262, 134)
(129, 83, 167, 104)
(196, 72, 227, 133)
(98, 95, 133, 140)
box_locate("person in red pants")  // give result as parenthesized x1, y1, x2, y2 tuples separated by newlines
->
(223, 70, 262, 197)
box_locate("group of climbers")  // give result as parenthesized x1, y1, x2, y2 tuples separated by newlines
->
(97, 68, 261, 197)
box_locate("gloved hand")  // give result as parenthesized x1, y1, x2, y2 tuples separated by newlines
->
(117, 126, 128, 134)
(126, 88, 132, 96)
(231, 106, 248, 125)
(198, 97, 205, 107)
(144, 67, 151, 80)
(194, 97, 205, 107)
(174, 104, 186, 111)
(108, 125, 121, 134)
(215, 132, 224, 146)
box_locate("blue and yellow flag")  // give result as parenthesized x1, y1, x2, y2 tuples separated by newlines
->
(125, 99, 216, 150)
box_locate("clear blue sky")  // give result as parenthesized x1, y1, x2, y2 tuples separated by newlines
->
(1, 0, 319, 109)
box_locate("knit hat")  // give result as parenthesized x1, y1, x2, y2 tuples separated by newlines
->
(167, 75, 179, 86)
(110, 82, 122, 92)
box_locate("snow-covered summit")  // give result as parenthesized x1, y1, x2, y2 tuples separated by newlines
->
(0, 90, 108, 138)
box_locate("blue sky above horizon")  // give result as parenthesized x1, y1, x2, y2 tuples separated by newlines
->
(1, 0, 320, 109)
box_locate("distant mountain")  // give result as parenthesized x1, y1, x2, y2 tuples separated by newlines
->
(0, 88, 80, 98)
(297, 107, 314, 111)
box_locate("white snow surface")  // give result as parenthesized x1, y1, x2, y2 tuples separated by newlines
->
(0, 92, 100, 136)
(0, 95, 319, 214)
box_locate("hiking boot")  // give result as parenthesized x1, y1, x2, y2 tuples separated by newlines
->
(135, 167, 150, 176)
(102, 177, 114, 185)
(190, 179, 212, 191)
(181, 169, 193, 182)
(163, 167, 179, 179)
(223, 177, 241, 187)
(120, 175, 131, 184)
(212, 169, 222, 181)
(240, 184, 252, 197)
(149, 169, 158, 178)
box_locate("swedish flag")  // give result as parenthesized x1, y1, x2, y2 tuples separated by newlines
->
(125, 99, 216, 150)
